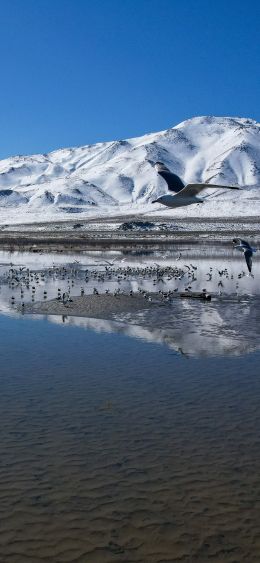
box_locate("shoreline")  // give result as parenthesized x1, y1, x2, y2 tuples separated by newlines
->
(0, 228, 259, 253)
(0, 216, 259, 253)
(1, 213, 260, 227)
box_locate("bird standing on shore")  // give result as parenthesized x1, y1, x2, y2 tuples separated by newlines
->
(233, 238, 256, 273)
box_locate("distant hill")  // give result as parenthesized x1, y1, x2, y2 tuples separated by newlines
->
(0, 116, 259, 223)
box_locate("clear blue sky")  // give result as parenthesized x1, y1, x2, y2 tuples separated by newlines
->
(0, 0, 259, 158)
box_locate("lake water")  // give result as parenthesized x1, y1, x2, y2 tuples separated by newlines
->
(0, 248, 260, 562)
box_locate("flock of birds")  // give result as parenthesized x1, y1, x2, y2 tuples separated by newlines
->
(3, 262, 187, 307)
(0, 236, 256, 312)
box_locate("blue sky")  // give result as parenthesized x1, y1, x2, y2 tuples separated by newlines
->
(0, 0, 259, 158)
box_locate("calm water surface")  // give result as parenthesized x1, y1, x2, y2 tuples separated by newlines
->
(0, 248, 260, 562)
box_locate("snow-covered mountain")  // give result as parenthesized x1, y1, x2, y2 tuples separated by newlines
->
(0, 116, 259, 224)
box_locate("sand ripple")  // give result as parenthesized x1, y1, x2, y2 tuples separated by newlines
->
(0, 316, 260, 562)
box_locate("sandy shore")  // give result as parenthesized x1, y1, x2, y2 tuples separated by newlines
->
(0, 215, 259, 251)
(21, 294, 157, 318)
(21, 291, 214, 319)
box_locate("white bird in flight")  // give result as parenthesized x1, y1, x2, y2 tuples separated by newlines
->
(151, 162, 240, 209)
(233, 238, 256, 273)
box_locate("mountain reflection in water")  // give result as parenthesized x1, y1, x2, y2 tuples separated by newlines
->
(48, 296, 260, 358)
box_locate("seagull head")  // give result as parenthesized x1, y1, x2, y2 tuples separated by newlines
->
(154, 162, 168, 172)
(152, 196, 162, 204)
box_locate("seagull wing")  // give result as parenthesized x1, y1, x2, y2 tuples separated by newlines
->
(239, 239, 252, 249)
(233, 238, 252, 250)
(244, 249, 253, 272)
(178, 183, 241, 197)
(155, 163, 185, 193)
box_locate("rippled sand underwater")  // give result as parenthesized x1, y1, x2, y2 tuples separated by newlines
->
(0, 248, 260, 562)
(1, 314, 260, 562)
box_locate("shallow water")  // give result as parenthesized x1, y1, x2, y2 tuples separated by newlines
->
(0, 246, 259, 314)
(0, 248, 260, 562)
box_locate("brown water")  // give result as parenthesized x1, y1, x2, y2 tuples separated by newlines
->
(0, 311, 260, 562)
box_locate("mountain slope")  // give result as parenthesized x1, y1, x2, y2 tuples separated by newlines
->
(0, 116, 259, 223)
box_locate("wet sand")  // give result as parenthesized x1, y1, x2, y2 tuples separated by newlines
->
(22, 294, 155, 318)
(21, 292, 212, 319)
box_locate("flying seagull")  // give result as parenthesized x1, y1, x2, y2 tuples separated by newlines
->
(151, 162, 240, 209)
(233, 238, 256, 273)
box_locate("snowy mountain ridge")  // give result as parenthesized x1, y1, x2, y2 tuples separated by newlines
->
(0, 116, 259, 223)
